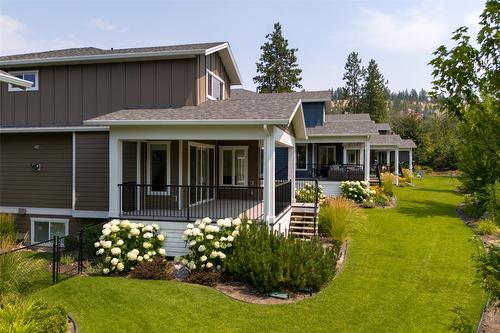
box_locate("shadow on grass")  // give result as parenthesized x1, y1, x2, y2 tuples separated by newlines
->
(397, 200, 459, 220)
(410, 187, 458, 195)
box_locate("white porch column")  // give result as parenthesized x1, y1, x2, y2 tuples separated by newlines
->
(386, 150, 390, 167)
(288, 146, 296, 203)
(364, 141, 370, 181)
(109, 133, 123, 218)
(394, 148, 400, 185)
(409, 149, 413, 171)
(263, 129, 275, 225)
(342, 145, 347, 164)
(136, 142, 141, 211)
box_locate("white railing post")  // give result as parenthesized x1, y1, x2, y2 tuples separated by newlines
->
(109, 133, 123, 218)
(364, 141, 370, 181)
(394, 148, 400, 185)
(263, 129, 275, 225)
(288, 146, 296, 203)
(409, 149, 413, 171)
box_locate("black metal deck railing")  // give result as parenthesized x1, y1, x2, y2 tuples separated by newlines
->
(275, 180, 292, 217)
(301, 163, 365, 181)
(118, 184, 264, 221)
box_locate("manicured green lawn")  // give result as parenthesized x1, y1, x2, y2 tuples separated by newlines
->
(35, 176, 486, 332)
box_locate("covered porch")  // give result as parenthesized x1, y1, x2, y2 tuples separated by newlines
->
(108, 125, 296, 224)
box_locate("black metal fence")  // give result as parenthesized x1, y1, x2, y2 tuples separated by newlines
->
(0, 224, 102, 294)
(119, 184, 264, 221)
(275, 180, 292, 216)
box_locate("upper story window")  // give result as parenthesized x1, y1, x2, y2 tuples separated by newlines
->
(207, 70, 224, 100)
(8, 70, 39, 92)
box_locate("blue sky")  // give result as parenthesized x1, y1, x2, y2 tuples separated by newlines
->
(0, 0, 484, 92)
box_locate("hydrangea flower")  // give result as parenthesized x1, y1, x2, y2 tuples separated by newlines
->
(157, 234, 165, 241)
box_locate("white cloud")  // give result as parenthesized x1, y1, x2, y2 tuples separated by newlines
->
(0, 14, 79, 55)
(352, 8, 449, 53)
(89, 18, 116, 32)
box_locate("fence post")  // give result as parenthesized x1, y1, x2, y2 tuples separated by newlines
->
(78, 228, 84, 274)
(52, 236, 57, 284)
(313, 179, 319, 236)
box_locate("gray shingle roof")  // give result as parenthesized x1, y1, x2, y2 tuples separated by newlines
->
(400, 139, 417, 148)
(307, 120, 380, 136)
(325, 113, 372, 122)
(0, 42, 225, 62)
(231, 88, 331, 102)
(376, 123, 392, 131)
(84, 97, 301, 124)
(369, 134, 404, 146)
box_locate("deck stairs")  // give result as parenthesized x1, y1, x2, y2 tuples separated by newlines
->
(288, 204, 318, 240)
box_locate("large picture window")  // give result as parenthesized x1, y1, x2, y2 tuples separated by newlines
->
(220, 147, 248, 186)
(147, 142, 171, 193)
(207, 70, 224, 100)
(30, 218, 68, 244)
(296, 144, 308, 170)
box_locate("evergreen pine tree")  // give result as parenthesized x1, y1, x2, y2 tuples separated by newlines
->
(361, 59, 388, 122)
(341, 52, 365, 113)
(253, 22, 303, 93)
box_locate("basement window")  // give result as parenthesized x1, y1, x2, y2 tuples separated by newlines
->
(207, 70, 224, 100)
(8, 70, 39, 92)
(30, 218, 68, 244)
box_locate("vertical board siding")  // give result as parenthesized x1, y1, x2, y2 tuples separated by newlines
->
(75, 132, 109, 211)
(0, 59, 198, 127)
(0, 133, 72, 208)
(206, 53, 231, 99)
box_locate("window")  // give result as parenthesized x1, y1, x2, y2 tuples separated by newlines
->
(296, 144, 308, 170)
(8, 70, 39, 92)
(147, 142, 171, 193)
(220, 147, 248, 186)
(318, 146, 336, 165)
(207, 70, 224, 100)
(30, 218, 68, 244)
(347, 150, 360, 164)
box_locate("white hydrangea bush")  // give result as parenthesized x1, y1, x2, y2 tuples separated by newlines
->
(94, 219, 166, 274)
(339, 180, 375, 203)
(295, 183, 324, 203)
(175, 217, 249, 271)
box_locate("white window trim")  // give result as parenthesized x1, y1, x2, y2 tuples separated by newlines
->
(318, 145, 337, 165)
(206, 69, 225, 101)
(187, 141, 216, 186)
(146, 141, 171, 195)
(296, 143, 308, 171)
(30, 217, 69, 245)
(8, 70, 39, 92)
(219, 146, 248, 187)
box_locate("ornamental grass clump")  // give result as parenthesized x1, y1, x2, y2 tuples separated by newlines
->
(381, 172, 395, 197)
(176, 217, 243, 271)
(94, 219, 166, 275)
(225, 223, 338, 293)
(339, 180, 374, 203)
(319, 197, 367, 242)
(295, 183, 324, 203)
(402, 168, 413, 184)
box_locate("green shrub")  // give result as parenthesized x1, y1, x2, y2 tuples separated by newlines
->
(62, 234, 79, 252)
(295, 183, 324, 203)
(319, 197, 366, 242)
(475, 244, 500, 302)
(373, 192, 390, 207)
(59, 254, 74, 266)
(462, 194, 483, 219)
(0, 295, 67, 333)
(484, 181, 499, 225)
(448, 306, 474, 333)
(0, 214, 16, 241)
(225, 223, 338, 293)
(381, 173, 395, 197)
(475, 219, 498, 235)
(128, 256, 174, 280)
(185, 271, 221, 287)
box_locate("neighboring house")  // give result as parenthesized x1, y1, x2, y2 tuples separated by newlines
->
(0, 42, 307, 255)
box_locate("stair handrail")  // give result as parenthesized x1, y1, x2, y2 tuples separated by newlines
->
(313, 178, 319, 236)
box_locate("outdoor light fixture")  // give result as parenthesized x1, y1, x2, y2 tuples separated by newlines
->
(31, 163, 41, 172)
